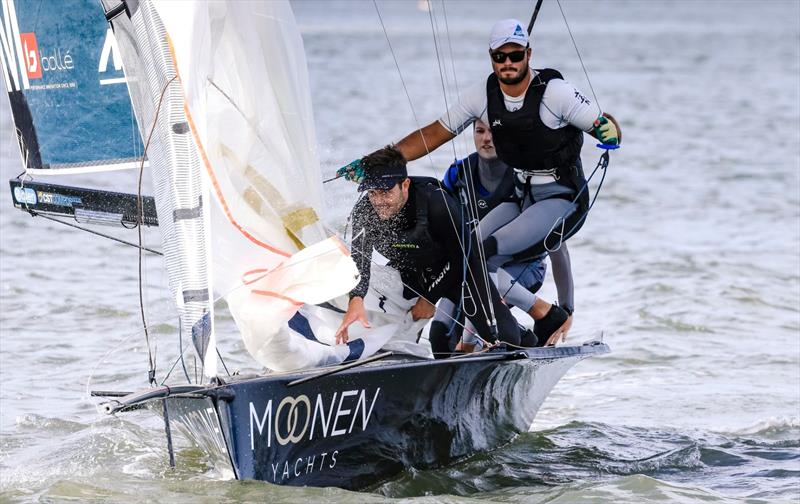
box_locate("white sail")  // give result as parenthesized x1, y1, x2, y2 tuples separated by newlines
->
(104, 0, 366, 375)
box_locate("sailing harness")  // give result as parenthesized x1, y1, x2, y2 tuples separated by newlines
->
(340, 0, 619, 352)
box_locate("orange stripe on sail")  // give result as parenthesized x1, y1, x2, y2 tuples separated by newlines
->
(165, 34, 291, 258)
(251, 289, 303, 306)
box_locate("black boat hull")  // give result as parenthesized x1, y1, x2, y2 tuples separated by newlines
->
(158, 343, 608, 489)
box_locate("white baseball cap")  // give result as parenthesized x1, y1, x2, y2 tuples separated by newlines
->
(489, 19, 529, 50)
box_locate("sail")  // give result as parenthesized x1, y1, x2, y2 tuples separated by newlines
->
(103, 0, 362, 376)
(0, 0, 144, 173)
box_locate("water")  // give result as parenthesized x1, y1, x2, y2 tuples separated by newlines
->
(1, 0, 799, 502)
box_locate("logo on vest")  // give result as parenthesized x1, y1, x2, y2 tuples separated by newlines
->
(492, 119, 502, 127)
(478, 199, 488, 209)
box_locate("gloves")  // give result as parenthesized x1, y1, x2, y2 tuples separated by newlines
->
(335, 158, 366, 184)
(593, 115, 619, 146)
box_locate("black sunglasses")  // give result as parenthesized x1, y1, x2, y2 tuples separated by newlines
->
(490, 48, 528, 64)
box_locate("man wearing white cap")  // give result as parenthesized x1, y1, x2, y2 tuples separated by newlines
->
(339, 19, 621, 346)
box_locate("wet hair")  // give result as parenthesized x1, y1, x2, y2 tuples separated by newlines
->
(362, 145, 406, 172)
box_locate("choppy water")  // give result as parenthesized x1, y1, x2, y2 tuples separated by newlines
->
(1, 1, 799, 502)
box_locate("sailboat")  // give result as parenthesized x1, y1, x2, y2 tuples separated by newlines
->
(3, 0, 609, 490)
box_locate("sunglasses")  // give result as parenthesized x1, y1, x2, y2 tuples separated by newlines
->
(490, 48, 528, 64)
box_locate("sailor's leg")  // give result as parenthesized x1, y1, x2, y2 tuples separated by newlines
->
(429, 298, 459, 359)
(485, 198, 577, 258)
(478, 202, 521, 271)
(495, 261, 547, 311)
(477, 201, 522, 238)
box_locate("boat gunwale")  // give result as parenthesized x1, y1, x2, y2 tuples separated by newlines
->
(96, 341, 609, 412)
(224, 340, 610, 386)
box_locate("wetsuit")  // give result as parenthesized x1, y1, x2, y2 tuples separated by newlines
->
(349, 177, 520, 355)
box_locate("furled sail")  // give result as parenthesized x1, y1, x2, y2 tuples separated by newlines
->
(0, 0, 143, 174)
(103, 0, 365, 375)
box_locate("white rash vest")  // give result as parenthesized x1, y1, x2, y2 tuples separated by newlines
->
(437, 68, 601, 136)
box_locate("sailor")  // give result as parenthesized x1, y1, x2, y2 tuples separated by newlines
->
(338, 19, 619, 346)
(334, 146, 520, 357)
(435, 119, 575, 351)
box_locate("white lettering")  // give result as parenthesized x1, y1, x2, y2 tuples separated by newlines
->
(282, 461, 290, 479)
(271, 462, 279, 481)
(309, 392, 337, 440)
(330, 450, 338, 468)
(0, 0, 26, 91)
(22, 37, 35, 73)
(305, 455, 315, 474)
(319, 452, 328, 469)
(97, 28, 123, 73)
(349, 387, 381, 434)
(331, 390, 358, 436)
(63, 52, 72, 69)
(429, 262, 451, 291)
(294, 458, 302, 477)
(249, 400, 272, 451)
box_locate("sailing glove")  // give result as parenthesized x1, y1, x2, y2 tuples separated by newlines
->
(593, 115, 619, 146)
(335, 159, 366, 184)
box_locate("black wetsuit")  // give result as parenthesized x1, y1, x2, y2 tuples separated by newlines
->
(349, 177, 520, 355)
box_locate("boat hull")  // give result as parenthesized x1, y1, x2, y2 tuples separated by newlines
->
(161, 343, 608, 489)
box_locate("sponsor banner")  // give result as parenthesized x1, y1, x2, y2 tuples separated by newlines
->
(0, 0, 143, 168)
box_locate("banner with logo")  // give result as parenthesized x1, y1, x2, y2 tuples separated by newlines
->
(0, 0, 143, 172)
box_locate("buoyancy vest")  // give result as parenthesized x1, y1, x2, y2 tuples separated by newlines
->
(486, 68, 588, 212)
(448, 153, 516, 220)
(388, 177, 451, 297)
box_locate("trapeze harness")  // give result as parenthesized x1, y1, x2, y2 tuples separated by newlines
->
(486, 68, 590, 259)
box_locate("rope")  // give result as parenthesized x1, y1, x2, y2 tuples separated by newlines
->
(344, 218, 492, 348)
(499, 151, 610, 300)
(427, 1, 493, 326)
(371, 0, 494, 329)
(19, 211, 163, 255)
(555, 0, 602, 112)
(139, 74, 178, 386)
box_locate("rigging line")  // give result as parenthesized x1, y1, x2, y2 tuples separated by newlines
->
(344, 201, 484, 340)
(428, 0, 495, 318)
(346, 239, 490, 347)
(372, 0, 492, 328)
(427, 1, 492, 322)
(178, 316, 191, 382)
(499, 152, 609, 300)
(139, 74, 178, 386)
(435, 1, 496, 325)
(555, 0, 602, 112)
(22, 212, 163, 256)
(427, 1, 458, 162)
(426, 2, 492, 325)
(85, 329, 141, 401)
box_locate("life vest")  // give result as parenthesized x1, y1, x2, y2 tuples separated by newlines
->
(448, 153, 516, 220)
(486, 68, 588, 206)
(388, 177, 451, 298)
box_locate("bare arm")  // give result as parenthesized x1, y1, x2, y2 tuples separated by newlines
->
(395, 120, 456, 162)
